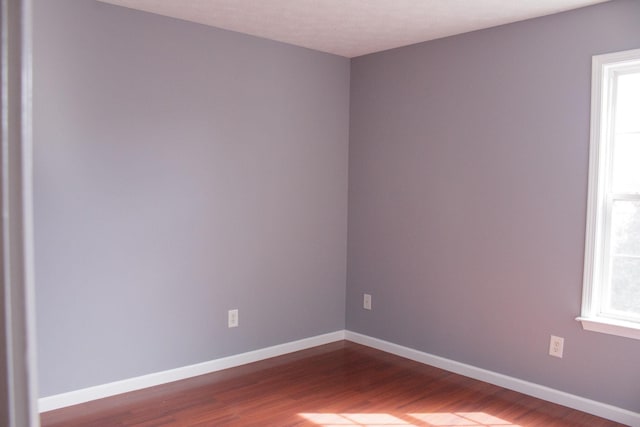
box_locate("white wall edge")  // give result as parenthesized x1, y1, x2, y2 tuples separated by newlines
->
(344, 331, 640, 427)
(38, 330, 345, 413)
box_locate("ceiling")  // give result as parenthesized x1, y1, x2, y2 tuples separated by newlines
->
(97, 0, 610, 58)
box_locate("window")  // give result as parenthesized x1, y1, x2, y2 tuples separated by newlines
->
(579, 48, 640, 340)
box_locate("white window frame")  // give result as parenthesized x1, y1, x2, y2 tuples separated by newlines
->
(578, 48, 640, 340)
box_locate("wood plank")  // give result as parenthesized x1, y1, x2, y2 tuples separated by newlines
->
(41, 341, 626, 426)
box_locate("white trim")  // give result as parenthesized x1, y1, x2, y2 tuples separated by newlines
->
(582, 47, 640, 340)
(344, 331, 640, 427)
(39, 330, 640, 426)
(38, 330, 345, 413)
(594, 47, 640, 66)
(577, 316, 640, 340)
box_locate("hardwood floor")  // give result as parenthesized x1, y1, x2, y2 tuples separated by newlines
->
(41, 341, 627, 427)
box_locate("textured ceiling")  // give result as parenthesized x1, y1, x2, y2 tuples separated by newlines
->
(97, 0, 610, 58)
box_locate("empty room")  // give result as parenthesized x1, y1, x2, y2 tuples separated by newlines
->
(2, 0, 640, 426)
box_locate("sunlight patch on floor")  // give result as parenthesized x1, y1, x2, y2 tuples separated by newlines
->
(410, 412, 521, 426)
(299, 412, 522, 426)
(299, 413, 414, 426)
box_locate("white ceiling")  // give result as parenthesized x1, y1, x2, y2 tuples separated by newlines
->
(97, 0, 610, 58)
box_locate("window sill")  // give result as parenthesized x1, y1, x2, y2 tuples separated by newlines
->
(576, 316, 640, 340)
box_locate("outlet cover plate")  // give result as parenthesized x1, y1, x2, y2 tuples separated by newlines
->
(363, 294, 372, 310)
(228, 309, 239, 328)
(549, 335, 564, 358)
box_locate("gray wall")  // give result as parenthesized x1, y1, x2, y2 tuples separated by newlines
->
(348, 0, 640, 413)
(33, 0, 640, 415)
(33, 0, 349, 396)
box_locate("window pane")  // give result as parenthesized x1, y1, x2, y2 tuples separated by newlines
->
(608, 200, 640, 317)
(611, 200, 640, 256)
(615, 72, 640, 134)
(609, 256, 640, 316)
(612, 134, 640, 193)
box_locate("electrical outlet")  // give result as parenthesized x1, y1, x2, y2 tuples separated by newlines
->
(228, 309, 239, 328)
(549, 335, 564, 358)
(363, 293, 372, 310)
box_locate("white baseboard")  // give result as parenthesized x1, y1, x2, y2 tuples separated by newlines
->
(345, 331, 640, 427)
(38, 330, 345, 413)
(39, 329, 639, 426)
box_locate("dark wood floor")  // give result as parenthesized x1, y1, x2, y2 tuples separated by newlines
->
(41, 341, 626, 427)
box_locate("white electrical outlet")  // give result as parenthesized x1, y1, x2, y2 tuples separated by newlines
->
(363, 293, 372, 310)
(549, 335, 564, 358)
(228, 309, 239, 328)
